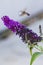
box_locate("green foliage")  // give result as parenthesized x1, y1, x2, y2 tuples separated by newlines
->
(30, 52, 43, 65)
(37, 45, 43, 51)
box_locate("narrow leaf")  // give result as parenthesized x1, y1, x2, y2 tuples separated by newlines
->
(37, 45, 43, 51)
(30, 52, 43, 65)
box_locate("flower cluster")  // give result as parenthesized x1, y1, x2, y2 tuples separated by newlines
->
(1, 16, 42, 43)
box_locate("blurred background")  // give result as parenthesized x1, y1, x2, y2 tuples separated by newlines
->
(0, 0, 43, 65)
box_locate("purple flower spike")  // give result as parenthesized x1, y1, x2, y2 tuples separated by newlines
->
(1, 16, 42, 43)
(1, 16, 25, 32)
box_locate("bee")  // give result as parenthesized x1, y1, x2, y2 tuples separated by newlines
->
(19, 8, 30, 16)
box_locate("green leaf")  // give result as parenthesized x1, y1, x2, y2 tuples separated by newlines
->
(30, 52, 43, 65)
(41, 40, 43, 42)
(37, 45, 43, 51)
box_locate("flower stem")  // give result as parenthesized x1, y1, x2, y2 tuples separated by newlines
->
(30, 47, 33, 56)
(39, 25, 42, 36)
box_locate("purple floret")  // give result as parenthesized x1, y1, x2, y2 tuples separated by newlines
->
(1, 16, 42, 43)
